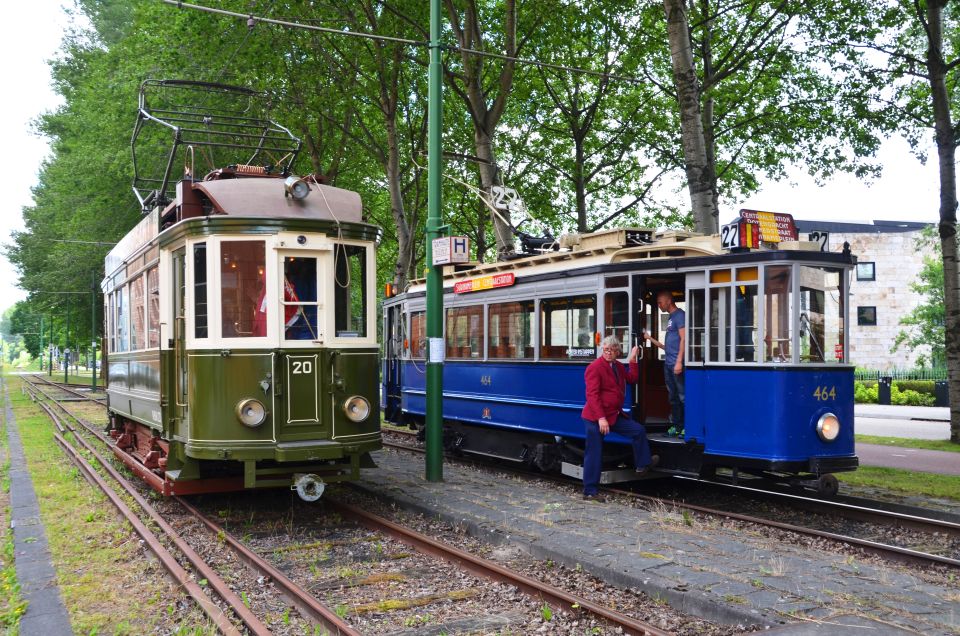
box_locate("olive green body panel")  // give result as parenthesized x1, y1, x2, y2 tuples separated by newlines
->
(106, 350, 163, 430)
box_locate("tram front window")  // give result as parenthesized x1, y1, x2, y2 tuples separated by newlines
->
(799, 266, 844, 363)
(283, 256, 319, 340)
(221, 240, 266, 338)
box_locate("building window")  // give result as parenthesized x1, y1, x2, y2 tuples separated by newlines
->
(857, 306, 877, 326)
(856, 262, 875, 281)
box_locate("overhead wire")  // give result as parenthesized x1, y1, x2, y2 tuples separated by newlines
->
(165, 0, 652, 85)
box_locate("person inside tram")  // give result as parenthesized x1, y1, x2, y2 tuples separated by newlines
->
(283, 257, 318, 340)
(580, 335, 659, 501)
(644, 290, 685, 437)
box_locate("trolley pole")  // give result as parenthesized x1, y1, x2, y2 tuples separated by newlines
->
(424, 0, 444, 482)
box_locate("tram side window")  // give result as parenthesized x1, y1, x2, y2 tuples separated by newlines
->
(764, 265, 792, 362)
(799, 266, 844, 363)
(147, 266, 160, 348)
(540, 295, 596, 360)
(708, 286, 730, 362)
(282, 256, 319, 340)
(446, 305, 483, 359)
(603, 292, 629, 345)
(130, 274, 145, 350)
(734, 268, 759, 362)
(107, 293, 116, 353)
(489, 301, 534, 359)
(687, 289, 705, 362)
(334, 245, 367, 337)
(409, 311, 426, 359)
(117, 284, 129, 352)
(193, 243, 208, 338)
(221, 241, 266, 338)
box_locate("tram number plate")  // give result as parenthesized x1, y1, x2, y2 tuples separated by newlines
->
(813, 385, 836, 401)
(720, 222, 740, 250)
(292, 360, 313, 374)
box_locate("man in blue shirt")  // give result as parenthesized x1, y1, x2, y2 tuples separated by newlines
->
(645, 290, 685, 436)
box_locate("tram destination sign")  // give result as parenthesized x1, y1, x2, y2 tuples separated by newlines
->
(453, 272, 516, 294)
(738, 209, 798, 243)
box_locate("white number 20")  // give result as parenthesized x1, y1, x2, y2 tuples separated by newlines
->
(292, 360, 313, 374)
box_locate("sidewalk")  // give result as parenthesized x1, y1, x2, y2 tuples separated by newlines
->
(855, 404, 951, 440)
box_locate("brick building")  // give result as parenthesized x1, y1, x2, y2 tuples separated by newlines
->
(794, 219, 933, 370)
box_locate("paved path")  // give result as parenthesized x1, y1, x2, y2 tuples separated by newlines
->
(855, 404, 951, 440)
(3, 380, 73, 634)
(856, 443, 960, 476)
(357, 449, 960, 635)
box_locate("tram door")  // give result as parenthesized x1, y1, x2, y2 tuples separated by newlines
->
(631, 274, 678, 428)
(172, 248, 188, 431)
(382, 304, 403, 421)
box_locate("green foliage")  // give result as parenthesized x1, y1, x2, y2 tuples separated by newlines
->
(854, 381, 878, 404)
(854, 380, 936, 406)
(892, 230, 945, 368)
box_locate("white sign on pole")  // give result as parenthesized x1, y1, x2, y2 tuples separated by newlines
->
(432, 236, 470, 265)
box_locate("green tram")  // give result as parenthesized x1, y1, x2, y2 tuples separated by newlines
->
(102, 170, 381, 499)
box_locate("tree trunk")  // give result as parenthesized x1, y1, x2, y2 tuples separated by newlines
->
(663, 0, 718, 233)
(385, 115, 414, 291)
(474, 131, 514, 259)
(925, 0, 960, 443)
(575, 135, 587, 232)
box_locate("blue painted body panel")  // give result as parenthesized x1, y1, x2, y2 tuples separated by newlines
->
(395, 361, 855, 462)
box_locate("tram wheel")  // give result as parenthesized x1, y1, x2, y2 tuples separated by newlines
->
(816, 473, 839, 497)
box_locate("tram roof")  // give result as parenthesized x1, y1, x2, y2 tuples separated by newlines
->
(401, 227, 852, 297)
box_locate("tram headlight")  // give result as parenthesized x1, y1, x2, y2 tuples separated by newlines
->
(343, 396, 371, 422)
(284, 175, 311, 200)
(816, 413, 841, 442)
(236, 398, 267, 428)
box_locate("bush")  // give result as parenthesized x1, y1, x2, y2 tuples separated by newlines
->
(891, 384, 936, 407)
(894, 380, 935, 395)
(854, 381, 878, 404)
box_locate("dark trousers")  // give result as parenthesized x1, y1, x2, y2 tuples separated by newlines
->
(583, 417, 653, 495)
(664, 366, 685, 427)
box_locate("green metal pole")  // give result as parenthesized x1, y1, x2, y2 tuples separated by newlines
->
(91, 272, 97, 391)
(39, 315, 44, 372)
(64, 304, 70, 384)
(48, 315, 53, 377)
(424, 0, 444, 482)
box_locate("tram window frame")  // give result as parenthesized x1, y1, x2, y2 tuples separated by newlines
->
(488, 300, 535, 360)
(333, 243, 370, 339)
(799, 265, 845, 364)
(539, 294, 597, 361)
(117, 284, 130, 353)
(220, 239, 268, 340)
(281, 253, 320, 341)
(147, 266, 160, 349)
(764, 265, 793, 363)
(446, 304, 484, 359)
(409, 310, 426, 360)
(602, 289, 630, 352)
(192, 241, 209, 339)
(687, 288, 706, 363)
(130, 273, 146, 351)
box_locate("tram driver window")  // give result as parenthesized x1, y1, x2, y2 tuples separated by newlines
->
(334, 245, 367, 337)
(799, 266, 844, 363)
(764, 265, 792, 363)
(221, 240, 266, 338)
(282, 256, 319, 340)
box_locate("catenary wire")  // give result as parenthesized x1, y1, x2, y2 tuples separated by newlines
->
(165, 0, 652, 85)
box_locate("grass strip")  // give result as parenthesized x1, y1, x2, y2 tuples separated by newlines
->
(856, 434, 960, 453)
(0, 382, 28, 631)
(837, 466, 960, 502)
(5, 376, 212, 634)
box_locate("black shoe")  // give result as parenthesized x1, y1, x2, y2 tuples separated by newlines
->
(583, 493, 606, 502)
(636, 455, 660, 476)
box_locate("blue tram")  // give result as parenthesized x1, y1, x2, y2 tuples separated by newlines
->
(382, 225, 857, 494)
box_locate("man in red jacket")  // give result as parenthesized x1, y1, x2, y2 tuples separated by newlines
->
(581, 335, 658, 500)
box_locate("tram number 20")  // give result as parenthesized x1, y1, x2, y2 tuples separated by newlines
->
(292, 360, 314, 375)
(813, 385, 836, 401)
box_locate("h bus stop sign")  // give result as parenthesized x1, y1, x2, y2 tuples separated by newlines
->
(432, 236, 470, 266)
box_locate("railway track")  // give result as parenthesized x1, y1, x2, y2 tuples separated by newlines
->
(20, 376, 674, 635)
(24, 373, 106, 403)
(383, 428, 960, 571)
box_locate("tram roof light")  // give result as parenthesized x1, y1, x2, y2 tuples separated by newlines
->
(284, 175, 311, 200)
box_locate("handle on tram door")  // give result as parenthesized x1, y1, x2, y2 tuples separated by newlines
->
(632, 332, 643, 360)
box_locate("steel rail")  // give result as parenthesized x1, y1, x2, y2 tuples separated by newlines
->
(28, 387, 273, 635)
(34, 402, 251, 635)
(175, 498, 362, 636)
(331, 500, 672, 636)
(27, 374, 105, 403)
(383, 437, 960, 570)
(27, 376, 360, 635)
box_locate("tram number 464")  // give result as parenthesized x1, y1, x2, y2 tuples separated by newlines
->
(813, 386, 836, 401)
